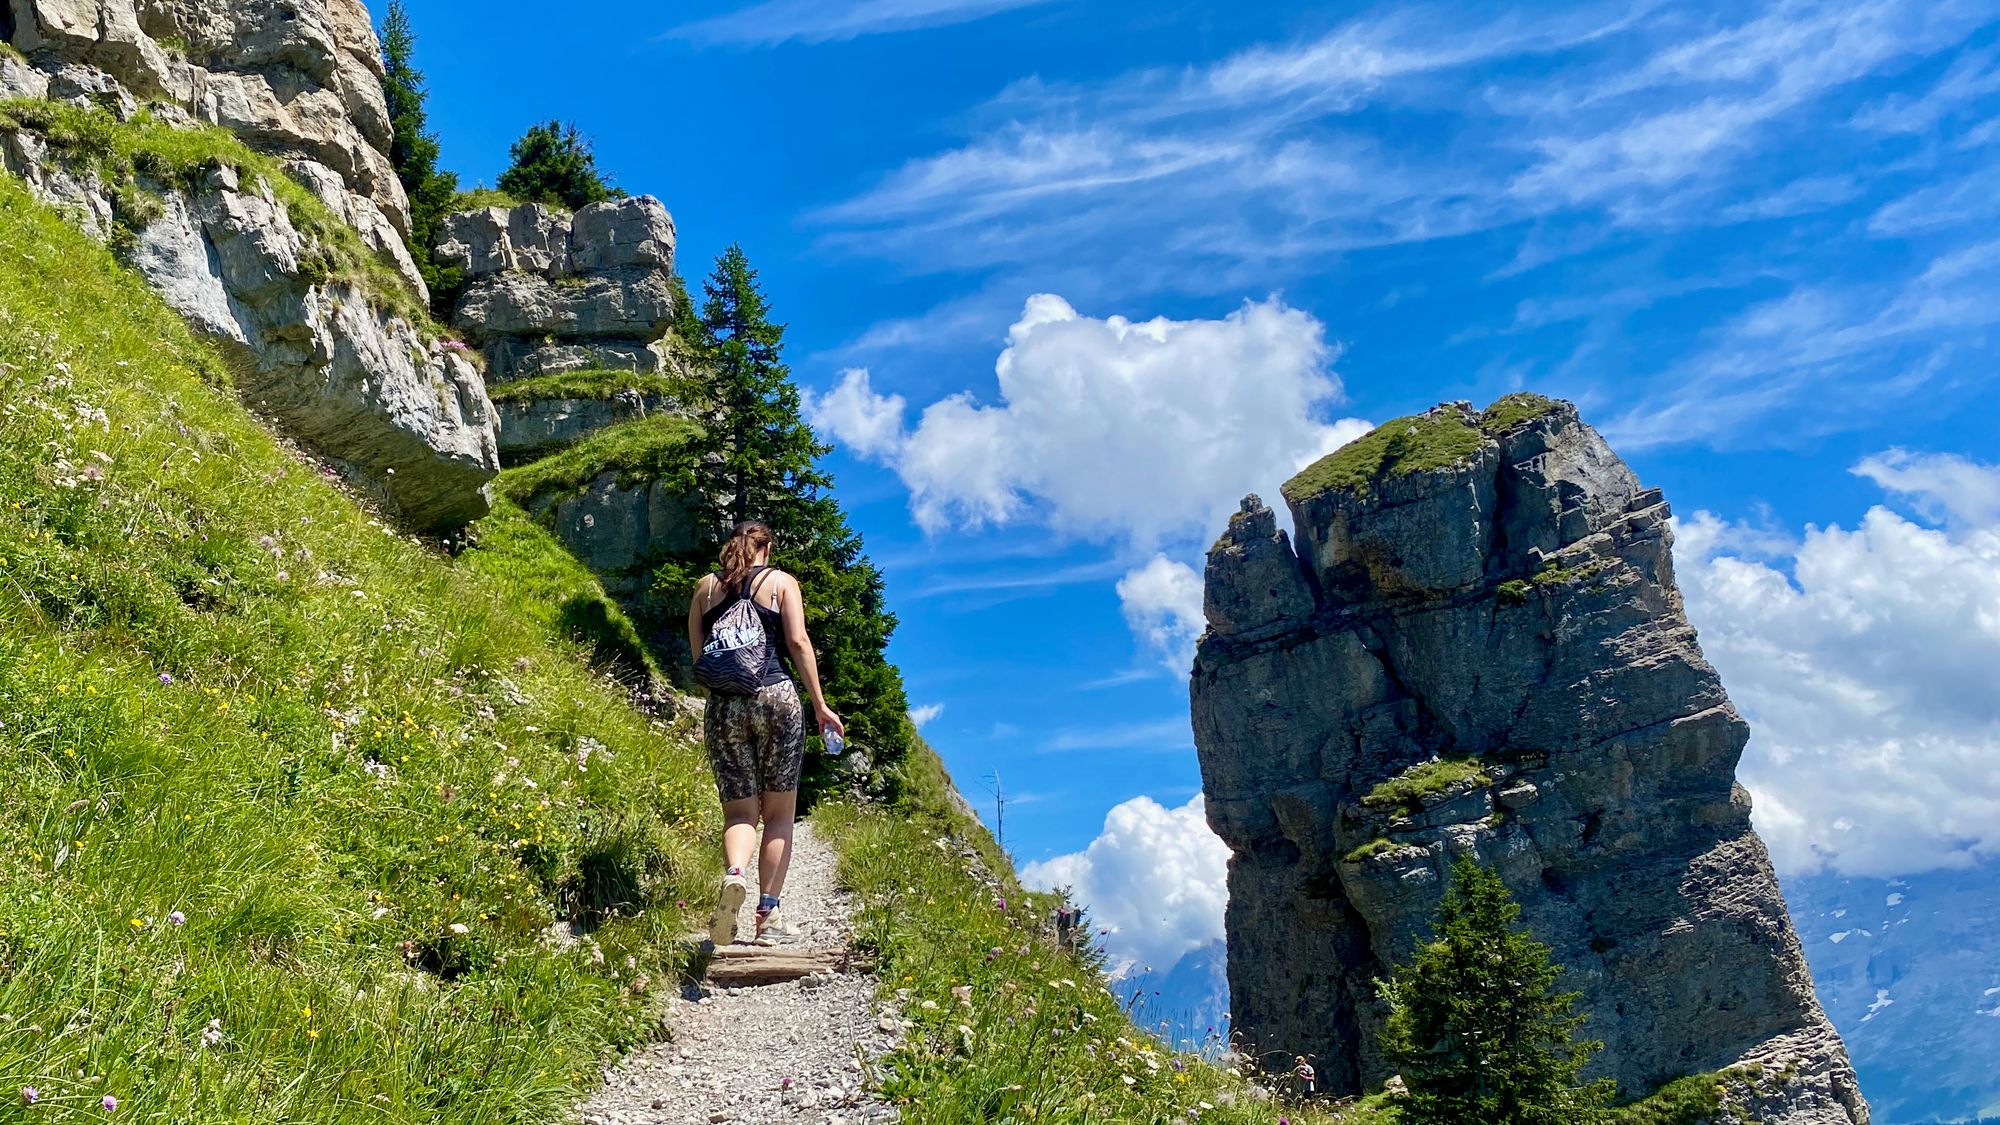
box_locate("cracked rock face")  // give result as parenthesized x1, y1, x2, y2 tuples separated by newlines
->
(1191, 398, 1868, 1123)
(440, 197, 681, 382)
(4, 0, 417, 291)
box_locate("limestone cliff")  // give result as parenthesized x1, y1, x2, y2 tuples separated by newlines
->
(2, 0, 499, 528)
(1191, 396, 1868, 1123)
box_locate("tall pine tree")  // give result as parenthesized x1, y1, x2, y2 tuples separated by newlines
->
(377, 1, 459, 300)
(662, 246, 911, 789)
(1381, 857, 1618, 1125)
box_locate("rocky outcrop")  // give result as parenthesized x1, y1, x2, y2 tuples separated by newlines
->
(1191, 397, 1867, 1123)
(441, 196, 707, 660)
(525, 472, 701, 577)
(3, 0, 501, 528)
(3, 0, 419, 293)
(439, 198, 681, 381)
(495, 388, 679, 461)
(0, 128, 498, 529)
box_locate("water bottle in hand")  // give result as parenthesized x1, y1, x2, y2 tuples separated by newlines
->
(822, 725, 845, 757)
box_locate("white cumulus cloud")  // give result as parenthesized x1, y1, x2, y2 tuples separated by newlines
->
(1117, 556, 1206, 674)
(1022, 794, 1230, 976)
(909, 702, 945, 728)
(811, 293, 1364, 550)
(1678, 453, 2000, 877)
(804, 368, 909, 458)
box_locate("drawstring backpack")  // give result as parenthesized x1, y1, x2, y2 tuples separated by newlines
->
(695, 572, 771, 695)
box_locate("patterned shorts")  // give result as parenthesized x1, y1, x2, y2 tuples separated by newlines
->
(703, 679, 806, 802)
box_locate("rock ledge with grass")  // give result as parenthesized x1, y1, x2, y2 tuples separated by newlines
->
(2, 3, 502, 529)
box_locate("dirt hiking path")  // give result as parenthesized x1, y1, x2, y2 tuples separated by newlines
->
(580, 820, 902, 1125)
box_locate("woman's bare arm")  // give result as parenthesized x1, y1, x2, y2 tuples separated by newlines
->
(686, 574, 716, 659)
(775, 572, 843, 736)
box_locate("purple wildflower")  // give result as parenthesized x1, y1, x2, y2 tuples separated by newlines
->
(167, 910, 186, 926)
(158, 672, 173, 685)
(995, 897, 1007, 911)
(780, 1077, 794, 1090)
(21, 1087, 37, 1105)
(102, 1095, 118, 1112)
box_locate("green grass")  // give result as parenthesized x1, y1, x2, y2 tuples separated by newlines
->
(486, 368, 691, 405)
(496, 413, 704, 506)
(1283, 408, 1485, 502)
(1533, 559, 1605, 587)
(451, 187, 530, 212)
(1610, 1071, 1726, 1124)
(0, 162, 720, 1122)
(462, 499, 663, 683)
(1360, 759, 1492, 814)
(0, 98, 435, 329)
(0, 41, 25, 63)
(1282, 393, 1569, 502)
(1343, 837, 1403, 863)
(1478, 392, 1561, 434)
(818, 787, 1353, 1125)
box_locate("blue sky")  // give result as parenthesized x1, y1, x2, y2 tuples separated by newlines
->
(403, 0, 2000, 974)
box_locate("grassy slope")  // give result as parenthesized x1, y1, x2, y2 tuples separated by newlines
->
(819, 746, 1359, 1125)
(0, 167, 717, 1122)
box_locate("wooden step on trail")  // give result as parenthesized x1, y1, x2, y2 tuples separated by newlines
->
(691, 938, 876, 987)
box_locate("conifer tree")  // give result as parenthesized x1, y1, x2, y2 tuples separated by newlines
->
(377, 1, 459, 296)
(1381, 857, 1618, 1125)
(661, 245, 911, 787)
(497, 121, 623, 211)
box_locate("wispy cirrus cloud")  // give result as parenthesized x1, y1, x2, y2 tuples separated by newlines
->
(814, 0, 2000, 452)
(670, 0, 1057, 47)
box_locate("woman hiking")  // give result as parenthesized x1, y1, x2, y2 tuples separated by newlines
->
(686, 520, 844, 946)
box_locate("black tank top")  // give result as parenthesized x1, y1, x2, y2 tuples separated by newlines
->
(700, 567, 790, 687)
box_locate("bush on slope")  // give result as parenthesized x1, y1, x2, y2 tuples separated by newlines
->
(0, 169, 716, 1121)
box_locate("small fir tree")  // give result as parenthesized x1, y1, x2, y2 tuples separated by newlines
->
(1381, 856, 1618, 1125)
(496, 121, 623, 211)
(377, 1, 460, 299)
(660, 245, 910, 789)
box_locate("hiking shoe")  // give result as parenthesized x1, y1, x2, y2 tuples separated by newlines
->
(754, 905, 798, 946)
(708, 870, 749, 945)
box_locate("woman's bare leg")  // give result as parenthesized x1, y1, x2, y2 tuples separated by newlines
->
(758, 789, 798, 898)
(721, 796, 760, 873)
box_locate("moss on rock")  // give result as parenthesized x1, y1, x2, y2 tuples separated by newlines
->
(1479, 391, 1561, 434)
(486, 368, 690, 404)
(1361, 757, 1492, 813)
(496, 413, 703, 505)
(1283, 407, 1485, 501)
(1281, 393, 1572, 503)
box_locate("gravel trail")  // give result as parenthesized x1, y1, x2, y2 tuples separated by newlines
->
(581, 820, 901, 1125)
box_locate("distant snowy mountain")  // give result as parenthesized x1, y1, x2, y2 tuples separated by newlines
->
(1122, 865, 2000, 1122)
(1784, 863, 2000, 1125)
(1111, 938, 1231, 1054)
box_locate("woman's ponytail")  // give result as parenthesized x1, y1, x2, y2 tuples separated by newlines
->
(717, 520, 775, 588)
